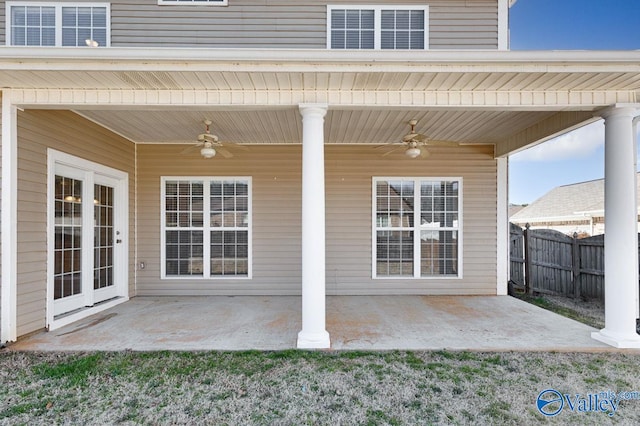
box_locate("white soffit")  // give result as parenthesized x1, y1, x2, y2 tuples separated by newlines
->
(0, 49, 639, 92)
(76, 108, 559, 146)
(2, 48, 638, 150)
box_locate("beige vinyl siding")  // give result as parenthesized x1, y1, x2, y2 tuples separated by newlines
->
(137, 143, 497, 296)
(0, 3, 4, 45)
(326, 144, 497, 295)
(0, 0, 498, 49)
(430, 1, 498, 49)
(137, 145, 303, 295)
(15, 110, 135, 337)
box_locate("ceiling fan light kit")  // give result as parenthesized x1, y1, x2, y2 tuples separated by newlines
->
(405, 146, 422, 158)
(200, 142, 216, 158)
(375, 119, 457, 159)
(181, 119, 248, 159)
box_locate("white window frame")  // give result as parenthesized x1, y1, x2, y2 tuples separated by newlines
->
(327, 5, 429, 50)
(160, 176, 252, 280)
(158, 0, 228, 6)
(372, 177, 462, 279)
(6, 1, 111, 47)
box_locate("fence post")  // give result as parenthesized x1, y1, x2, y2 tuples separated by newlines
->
(524, 223, 531, 295)
(572, 232, 580, 299)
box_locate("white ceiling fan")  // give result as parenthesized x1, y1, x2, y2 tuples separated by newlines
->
(376, 119, 458, 158)
(181, 119, 247, 159)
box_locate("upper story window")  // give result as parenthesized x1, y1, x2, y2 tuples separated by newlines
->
(158, 0, 228, 5)
(328, 5, 428, 50)
(7, 2, 109, 47)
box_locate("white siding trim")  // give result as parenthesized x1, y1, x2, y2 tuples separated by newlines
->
(11, 88, 636, 110)
(0, 47, 638, 64)
(497, 0, 509, 50)
(1, 92, 18, 343)
(496, 157, 508, 295)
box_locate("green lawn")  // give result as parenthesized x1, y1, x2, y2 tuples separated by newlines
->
(1, 349, 639, 425)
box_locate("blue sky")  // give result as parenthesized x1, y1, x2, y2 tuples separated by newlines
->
(508, 0, 640, 205)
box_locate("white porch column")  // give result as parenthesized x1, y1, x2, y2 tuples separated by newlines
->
(1, 91, 18, 343)
(297, 104, 330, 349)
(496, 157, 509, 295)
(592, 105, 640, 348)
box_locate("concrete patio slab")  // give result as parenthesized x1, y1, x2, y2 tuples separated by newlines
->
(7, 295, 615, 352)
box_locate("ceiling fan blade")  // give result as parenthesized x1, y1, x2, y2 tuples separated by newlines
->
(419, 148, 431, 159)
(380, 146, 402, 157)
(216, 147, 234, 159)
(403, 133, 428, 143)
(222, 142, 249, 151)
(374, 143, 404, 153)
(180, 143, 202, 155)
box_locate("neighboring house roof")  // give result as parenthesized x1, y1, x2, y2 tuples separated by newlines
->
(508, 204, 524, 217)
(510, 173, 640, 223)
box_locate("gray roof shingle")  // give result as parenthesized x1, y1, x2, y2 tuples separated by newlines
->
(510, 173, 640, 222)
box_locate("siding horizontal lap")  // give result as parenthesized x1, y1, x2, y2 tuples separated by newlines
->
(136, 142, 497, 297)
(41, 0, 501, 49)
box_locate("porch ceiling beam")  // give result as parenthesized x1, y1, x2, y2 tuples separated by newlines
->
(10, 88, 637, 110)
(495, 111, 599, 157)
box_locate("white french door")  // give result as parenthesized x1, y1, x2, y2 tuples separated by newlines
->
(50, 152, 127, 318)
(92, 174, 120, 304)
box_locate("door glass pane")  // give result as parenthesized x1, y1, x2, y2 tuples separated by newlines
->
(54, 175, 83, 300)
(94, 184, 114, 290)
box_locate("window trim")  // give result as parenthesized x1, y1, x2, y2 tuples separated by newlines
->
(6, 1, 111, 47)
(327, 4, 429, 50)
(160, 176, 252, 280)
(371, 177, 462, 280)
(158, 0, 228, 6)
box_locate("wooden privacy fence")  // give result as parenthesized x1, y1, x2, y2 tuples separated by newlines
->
(509, 223, 637, 300)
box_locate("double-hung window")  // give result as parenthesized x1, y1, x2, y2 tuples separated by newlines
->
(7, 2, 109, 47)
(374, 178, 461, 278)
(161, 177, 251, 279)
(328, 5, 428, 50)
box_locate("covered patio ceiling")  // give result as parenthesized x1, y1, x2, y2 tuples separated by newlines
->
(1, 48, 639, 156)
(75, 108, 561, 147)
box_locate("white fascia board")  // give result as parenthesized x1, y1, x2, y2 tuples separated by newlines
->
(511, 215, 596, 224)
(0, 48, 640, 71)
(573, 208, 640, 216)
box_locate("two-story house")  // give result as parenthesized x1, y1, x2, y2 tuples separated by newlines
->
(1, 0, 639, 348)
